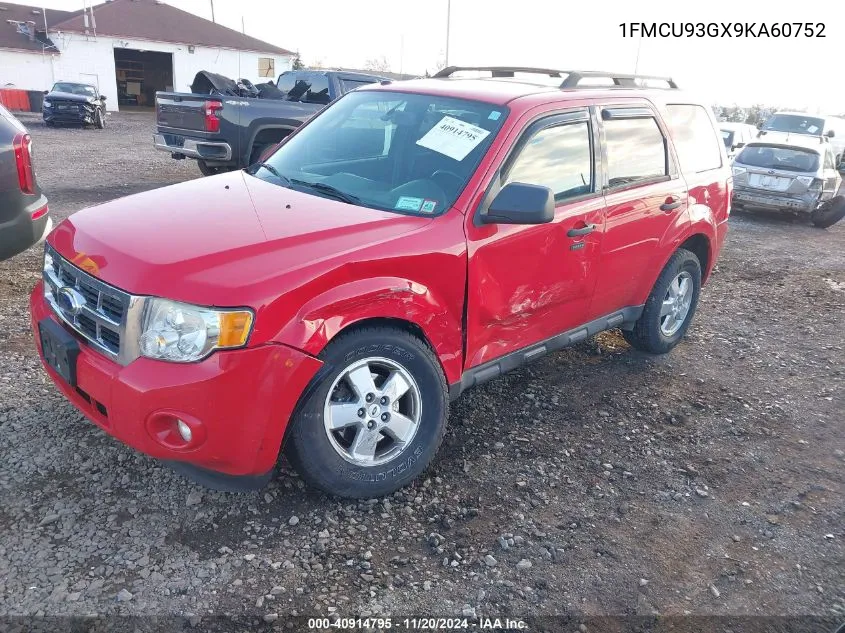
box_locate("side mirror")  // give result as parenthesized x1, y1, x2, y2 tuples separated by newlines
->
(826, 129, 835, 138)
(481, 182, 555, 225)
(734, 142, 745, 150)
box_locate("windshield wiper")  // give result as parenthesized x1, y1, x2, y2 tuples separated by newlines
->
(251, 162, 290, 185)
(290, 178, 361, 205)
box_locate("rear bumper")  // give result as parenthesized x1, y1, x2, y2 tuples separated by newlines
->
(30, 284, 323, 479)
(153, 133, 232, 162)
(0, 194, 50, 260)
(732, 187, 818, 214)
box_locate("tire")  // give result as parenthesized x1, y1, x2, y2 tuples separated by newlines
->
(286, 326, 448, 499)
(44, 120, 55, 128)
(197, 160, 231, 177)
(810, 196, 845, 229)
(622, 248, 702, 355)
(249, 143, 270, 166)
(94, 109, 105, 129)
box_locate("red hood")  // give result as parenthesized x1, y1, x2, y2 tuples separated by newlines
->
(49, 171, 427, 306)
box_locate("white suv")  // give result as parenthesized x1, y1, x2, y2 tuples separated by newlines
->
(758, 111, 845, 164)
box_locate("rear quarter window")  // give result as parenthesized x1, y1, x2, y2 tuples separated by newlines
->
(665, 104, 723, 173)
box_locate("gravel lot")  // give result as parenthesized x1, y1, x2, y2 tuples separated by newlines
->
(0, 112, 843, 626)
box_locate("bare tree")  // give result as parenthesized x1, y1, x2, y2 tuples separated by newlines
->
(310, 57, 326, 70)
(364, 55, 392, 73)
(291, 50, 304, 70)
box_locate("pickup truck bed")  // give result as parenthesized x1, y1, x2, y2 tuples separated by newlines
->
(154, 70, 387, 176)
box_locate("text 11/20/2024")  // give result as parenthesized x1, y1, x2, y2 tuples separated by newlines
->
(307, 617, 529, 630)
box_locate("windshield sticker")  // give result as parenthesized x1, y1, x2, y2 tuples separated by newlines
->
(807, 125, 820, 134)
(416, 115, 491, 161)
(396, 196, 424, 211)
(420, 199, 437, 214)
(488, 111, 502, 121)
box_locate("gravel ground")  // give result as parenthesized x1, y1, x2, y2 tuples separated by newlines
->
(0, 113, 843, 625)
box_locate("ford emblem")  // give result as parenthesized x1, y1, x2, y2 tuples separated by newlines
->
(57, 287, 86, 316)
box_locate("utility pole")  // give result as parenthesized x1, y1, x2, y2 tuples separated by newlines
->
(209, 0, 215, 23)
(633, 37, 642, 74)
(445, 0, 451, 66)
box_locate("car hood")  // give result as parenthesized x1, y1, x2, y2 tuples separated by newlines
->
(48, 171, 427, 306)
(45, 91, 96, 104)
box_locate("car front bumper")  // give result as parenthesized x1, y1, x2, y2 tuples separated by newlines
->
(731, 186, 820, 214)
(43, 106, 96, 125)
(30, 283, 323, 481)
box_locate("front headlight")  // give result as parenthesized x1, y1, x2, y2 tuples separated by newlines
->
(138, 298, 254, 363)
(43, 100, 52, 108)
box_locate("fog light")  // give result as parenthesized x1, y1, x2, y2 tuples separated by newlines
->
(176, 419, 192, 442)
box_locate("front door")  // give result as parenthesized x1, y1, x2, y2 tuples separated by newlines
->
(464, 108, 605, 368)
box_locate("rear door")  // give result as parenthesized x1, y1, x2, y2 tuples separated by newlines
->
(590, 103, 689, 317)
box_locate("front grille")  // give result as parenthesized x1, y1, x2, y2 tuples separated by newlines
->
(43, 245, 132, 359)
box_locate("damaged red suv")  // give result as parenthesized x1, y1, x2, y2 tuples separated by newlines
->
(31, 67, 731, 498)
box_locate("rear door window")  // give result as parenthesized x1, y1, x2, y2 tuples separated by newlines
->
(603, 115, 668, 187)
(665, 104, 723, 172)
(339, 78, 377, 94)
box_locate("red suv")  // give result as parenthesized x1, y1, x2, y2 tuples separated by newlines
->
(30, 68, 731, 498)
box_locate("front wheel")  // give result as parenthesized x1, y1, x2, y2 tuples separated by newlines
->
(811, 196, 845, 229)
(286, 327, 448, 499)
(94, 109, 105, 129)
(623, 248, 702, 354)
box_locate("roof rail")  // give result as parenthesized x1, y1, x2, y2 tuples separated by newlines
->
(432, 66, 678, 89)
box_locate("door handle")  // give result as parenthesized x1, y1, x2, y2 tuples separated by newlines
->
(660, 195, 683, 212)
(567, 223, 596, 238)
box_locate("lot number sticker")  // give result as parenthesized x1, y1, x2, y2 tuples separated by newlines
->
(416, 116, 491, 161)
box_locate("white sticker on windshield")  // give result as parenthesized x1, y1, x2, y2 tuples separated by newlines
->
(807, 125, 819, 134)
(396, 196, 423, 211)
(416, 115, 491, 161)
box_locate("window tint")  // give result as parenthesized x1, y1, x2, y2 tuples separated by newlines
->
(604, 117, 667, 187)
(665, 104, 723, 172)
(506, 121, 592, 199)
(339, 78, 377, 94)
(276, 72, 331, 104)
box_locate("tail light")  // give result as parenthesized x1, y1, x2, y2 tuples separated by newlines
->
(13, 133, 35, 194)
(31, 205, 49, 221)
(204, 101, 223, 133)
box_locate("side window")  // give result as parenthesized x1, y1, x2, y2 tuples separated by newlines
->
(664, 104, 723, 173)
(505, 120, 593, 200)
(339, 78, 376, 94)
(824, 148, 836, 170)
(604, 116, 668, 187)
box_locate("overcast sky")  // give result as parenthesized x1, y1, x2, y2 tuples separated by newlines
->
(32, 0, 840, 112)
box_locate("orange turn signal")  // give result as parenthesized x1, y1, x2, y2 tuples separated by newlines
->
(217, 311, 254, 348)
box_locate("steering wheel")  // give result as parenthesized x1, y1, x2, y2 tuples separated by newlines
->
(430, 170, 464, 195)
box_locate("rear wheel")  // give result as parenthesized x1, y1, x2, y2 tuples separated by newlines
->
(286, 326, 448, 499)
(623, 248, 702, 354)
(197, 160, 231, 177)
(811, 196, 845, 229)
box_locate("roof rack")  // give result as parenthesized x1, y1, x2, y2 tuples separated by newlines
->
(432, 66, 678, 89)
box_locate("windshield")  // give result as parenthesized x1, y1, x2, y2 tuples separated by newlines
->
(720, 130, 735, 148)
(736, 144, 820, 172)
(252, 90, 508, 215)
(52, 83, 97, 97)
(762, 114, 825, 136)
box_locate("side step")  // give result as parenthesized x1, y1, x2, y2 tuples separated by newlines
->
(449, 306, 643, 400)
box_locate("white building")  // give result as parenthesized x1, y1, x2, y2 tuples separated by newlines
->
(0, 0, 293, 111)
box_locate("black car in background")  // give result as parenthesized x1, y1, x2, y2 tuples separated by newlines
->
(0, 104, 50, 261)
(42, 82, 107, 129)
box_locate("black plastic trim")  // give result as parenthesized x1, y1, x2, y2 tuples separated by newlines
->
(448, 305, 644, 400)
(165, 461, 274, 493)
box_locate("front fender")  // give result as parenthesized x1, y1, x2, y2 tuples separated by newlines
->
(273, 276, 464, 385)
